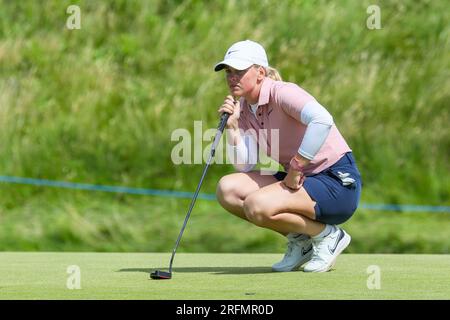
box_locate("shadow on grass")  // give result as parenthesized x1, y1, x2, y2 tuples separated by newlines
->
(118, 266, 273, 275)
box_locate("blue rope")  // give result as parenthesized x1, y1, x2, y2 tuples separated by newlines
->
(0, 175, 215, 200)
(359, 203, 450, 213)
(0, 175, 448, 213)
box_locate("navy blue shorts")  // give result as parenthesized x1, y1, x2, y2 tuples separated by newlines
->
(274, 152, 362, 225)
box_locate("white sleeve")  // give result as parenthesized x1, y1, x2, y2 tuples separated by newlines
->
(298, 101, 334, 160)
(226, 134, 258, 172)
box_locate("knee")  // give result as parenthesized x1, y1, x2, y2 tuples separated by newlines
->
(216, 175, 240, 206)
(243, 195, 271, 227)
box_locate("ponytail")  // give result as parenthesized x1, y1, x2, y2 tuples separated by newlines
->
(265, 66, 282, 81)
(252, 64, 283, 81)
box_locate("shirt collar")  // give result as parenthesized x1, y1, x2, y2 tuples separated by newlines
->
(257, 77, 274, 106)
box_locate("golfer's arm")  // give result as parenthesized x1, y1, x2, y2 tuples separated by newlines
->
(225, 126, 242, 146)
(298, 101, 334, 160)
(226, 130, 257, 172)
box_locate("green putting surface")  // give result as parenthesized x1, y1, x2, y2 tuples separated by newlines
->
(0, 252, 449, 299)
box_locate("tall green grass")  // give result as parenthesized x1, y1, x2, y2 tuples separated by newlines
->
(0, 191, 448, 253)
(0, 0, 449, 252)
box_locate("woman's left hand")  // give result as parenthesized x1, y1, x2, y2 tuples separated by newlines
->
(282, 169, 305, 190)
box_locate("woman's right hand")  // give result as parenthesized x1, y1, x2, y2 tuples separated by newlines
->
(218, 95, 240, 129)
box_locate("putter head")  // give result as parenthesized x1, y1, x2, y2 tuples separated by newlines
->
(150, 270, 172, 280)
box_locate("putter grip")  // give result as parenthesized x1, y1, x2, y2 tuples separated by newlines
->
(218, 112, 230, 132)
(210, 113, 230, 156)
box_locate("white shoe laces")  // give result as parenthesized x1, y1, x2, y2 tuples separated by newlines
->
(283, 239, 297, 259)
(310, 238, 328, 263)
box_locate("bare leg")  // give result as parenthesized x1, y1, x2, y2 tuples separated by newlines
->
(216, 171, 280, 221)
(216, 171, 288, 235)
(242, 181, 326, 237)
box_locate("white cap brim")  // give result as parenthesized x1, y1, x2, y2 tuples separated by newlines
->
(214, 58, 254, 72)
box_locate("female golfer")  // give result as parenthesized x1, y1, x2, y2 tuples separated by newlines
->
(215, 40, 362, 272)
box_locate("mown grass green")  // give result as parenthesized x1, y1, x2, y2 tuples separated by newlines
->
(0, 252, 449, 299)
(0, 0, 449, 253)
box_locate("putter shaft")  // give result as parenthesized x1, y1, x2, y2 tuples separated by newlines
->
(158, 112, 230, 277)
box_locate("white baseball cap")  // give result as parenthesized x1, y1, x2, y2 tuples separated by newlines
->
(214, 40, 269, 72)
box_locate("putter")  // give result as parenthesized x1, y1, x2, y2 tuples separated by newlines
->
(151, 111, 231, 280)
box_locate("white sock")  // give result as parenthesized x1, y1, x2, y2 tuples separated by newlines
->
(287, 233, 309, 240)
(312, 224, 334, 239)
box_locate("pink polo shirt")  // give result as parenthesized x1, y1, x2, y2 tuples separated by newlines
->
(238, 77, 351, 175)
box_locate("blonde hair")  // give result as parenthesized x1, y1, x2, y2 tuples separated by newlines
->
(265, 66, 282, 81)
(252, 65, 282, 81)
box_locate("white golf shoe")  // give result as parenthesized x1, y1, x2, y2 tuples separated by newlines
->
(303, 226, 351, 273)
(272, 233, 313, 272)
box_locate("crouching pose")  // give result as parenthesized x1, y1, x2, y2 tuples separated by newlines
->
(214, 40, 362, 272)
